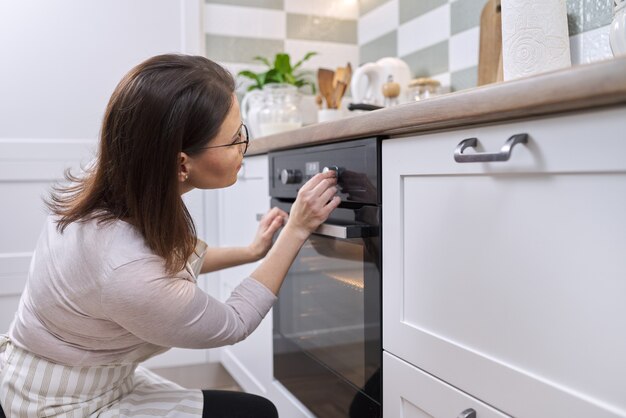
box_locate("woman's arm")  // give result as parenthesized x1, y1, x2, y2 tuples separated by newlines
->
(200, 207, 288, 274)
(102, 171, 338, 349)
(250, 170, 340, 295)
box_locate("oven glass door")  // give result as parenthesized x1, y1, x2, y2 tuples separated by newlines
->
(273, 201, 381, 415)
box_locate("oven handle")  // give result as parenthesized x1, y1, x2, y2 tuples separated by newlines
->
(257, 214, 378, 239)
(313, 222, 378, 239)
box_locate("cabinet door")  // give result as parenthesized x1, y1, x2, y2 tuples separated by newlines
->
(384, 352, 510, 418)
(383, 107, 626, 418)
(217, 155, 274, 395)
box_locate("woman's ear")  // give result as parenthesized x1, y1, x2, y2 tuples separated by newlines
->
(179, 152, 191, 182)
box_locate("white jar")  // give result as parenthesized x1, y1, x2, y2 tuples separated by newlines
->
(610, 0, 626, 56)
(258, 84, 302, 137)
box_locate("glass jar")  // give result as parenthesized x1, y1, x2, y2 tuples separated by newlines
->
(240, 90, 265, 139)
(407, 77, 442, 101)
(258, 84, 302, 137)
(610, 0, 626, 56)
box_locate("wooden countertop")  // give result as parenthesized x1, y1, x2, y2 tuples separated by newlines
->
(247, 56, 626, 156)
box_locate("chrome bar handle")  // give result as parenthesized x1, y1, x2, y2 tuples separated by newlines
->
(313, 222, 378, 239)
(454, 133, 528, 163)
(456, 408, 477, 418)
(260, 214, 376, 239)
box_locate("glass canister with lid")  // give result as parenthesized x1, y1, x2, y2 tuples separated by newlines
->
(407, 77, 442, 102)
(258, 83, 302, 137)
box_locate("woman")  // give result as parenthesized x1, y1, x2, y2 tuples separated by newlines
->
(0, 54, 340, 417)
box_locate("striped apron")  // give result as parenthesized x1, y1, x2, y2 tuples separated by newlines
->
(0, 336, 204, 417)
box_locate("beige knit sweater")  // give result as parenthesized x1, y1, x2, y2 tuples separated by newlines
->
(8, 215, 276, 366)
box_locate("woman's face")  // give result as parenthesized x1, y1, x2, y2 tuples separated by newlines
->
(181, 95, 245, 192)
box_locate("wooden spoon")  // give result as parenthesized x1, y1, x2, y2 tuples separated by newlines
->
(333, 67, 346, 88)
(332, 80, 348, 109)
(317, 68, 335, 108)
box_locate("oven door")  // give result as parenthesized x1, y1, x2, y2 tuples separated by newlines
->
(272, 199, 381, 418)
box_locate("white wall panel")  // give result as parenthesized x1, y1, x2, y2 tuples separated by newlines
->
(0, 0, 211, 367)
(205, 4, 286, 39)
(286, 0, 359, 19)
(0, 139, 94, 333)
(285, 39, 359, 70)
(358, 0, 398, 45)
(449, 26, 479, 72)
(398, 4, 450, 57)
(0, 254, 30, 332)
(0, 0, 201, 140)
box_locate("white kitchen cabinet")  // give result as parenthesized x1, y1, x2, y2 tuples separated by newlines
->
(217, 155, 273, 394)
(384, 351, 510, 418)
(216, 154, 314, 418)
(382, 106, 626, 418)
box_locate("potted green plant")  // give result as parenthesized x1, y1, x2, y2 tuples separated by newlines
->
(238, 52, 318, 138)
(238, 52, 317, 93)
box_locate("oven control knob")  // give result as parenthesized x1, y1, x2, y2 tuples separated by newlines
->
(322, 166, 341, 177)
(280, 169, 301, 185)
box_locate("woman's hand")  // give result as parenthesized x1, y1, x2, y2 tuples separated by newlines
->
(284, 170, 340, 240)
(250, 170, 340, 294)
(248, 207, 289, 260)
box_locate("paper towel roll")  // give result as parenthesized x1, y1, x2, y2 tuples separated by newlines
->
(501, 0, 571, 80)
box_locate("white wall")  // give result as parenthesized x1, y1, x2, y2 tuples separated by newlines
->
(0, 0, 218, 368)
(0, 0, 202, 139)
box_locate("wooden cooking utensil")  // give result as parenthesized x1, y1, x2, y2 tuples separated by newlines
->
(333, 67, 346, 88)
(332, 80, 348, 109)
(478, 0, 503, 85)
(318, 68, 335, 108)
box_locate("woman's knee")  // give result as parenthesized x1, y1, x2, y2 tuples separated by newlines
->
(248, 394, 278, 418)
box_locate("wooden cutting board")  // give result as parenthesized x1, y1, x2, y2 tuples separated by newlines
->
(478, 0, 503, 85)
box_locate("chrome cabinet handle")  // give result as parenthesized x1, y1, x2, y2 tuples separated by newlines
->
(454, 134, 528, 163)
(313, 222, 378, 239)
(457, 408, 476, 418)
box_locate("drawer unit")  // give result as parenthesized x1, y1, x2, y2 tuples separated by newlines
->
(382, 107, 626, 417)
(384, 351, 510, 418)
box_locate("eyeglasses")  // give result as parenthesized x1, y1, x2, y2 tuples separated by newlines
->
(200, 123, 249, 155)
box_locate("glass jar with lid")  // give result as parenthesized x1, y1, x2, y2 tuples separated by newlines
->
(407, 77, 442, 102)
(258, 83, 302, 137)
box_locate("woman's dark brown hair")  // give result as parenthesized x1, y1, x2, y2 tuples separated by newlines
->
(47, 54, 235, 273)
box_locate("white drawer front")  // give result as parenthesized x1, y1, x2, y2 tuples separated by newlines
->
(383, 107, 626, 418)
(240, 154, 268, 179)
(384, 351, 510, 418)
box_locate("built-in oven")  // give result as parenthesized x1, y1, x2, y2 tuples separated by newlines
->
(269, 137, 381, 418)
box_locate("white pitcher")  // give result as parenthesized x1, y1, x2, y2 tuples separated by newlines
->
(350, 57, 412, 106)
(240, 90, 265, 139)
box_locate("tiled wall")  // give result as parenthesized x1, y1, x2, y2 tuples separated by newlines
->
(204, 0, 615, 96)
(359, 0, 615, 92)
(204, 0, 360, 92)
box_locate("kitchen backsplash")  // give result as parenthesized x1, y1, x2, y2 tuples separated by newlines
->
(360, 0, 614, 91)
(205, 0, 615, 93)
(204, 0, 359, 89)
